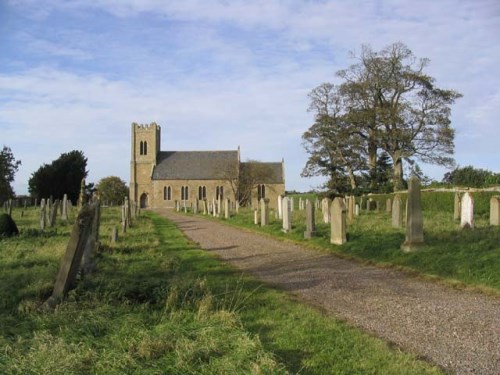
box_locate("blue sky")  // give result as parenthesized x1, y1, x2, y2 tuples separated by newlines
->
(1, 0, 499, 194)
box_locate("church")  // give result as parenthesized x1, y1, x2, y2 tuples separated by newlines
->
(130, 122, 285, 209)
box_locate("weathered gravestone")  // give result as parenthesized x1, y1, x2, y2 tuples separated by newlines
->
(304, 199, 316, 239)
(490, 196, 500, 226)
(61, 194, 68, 221)
(40, 199, 46, 230)
(260, 198, 270, 226)
(43, 203, 99, 309)
(203, 199, 208, 215)
(330, 198, 347, 245)
(460, 192, 474, 229)
(193, 199, 199, 214)
(386, 198, 392, 213)
(355, 204, 360, 216)
(401, 176, 424, 252)
(347, 196, 355, 221)
(282, 197, 292, 233)
(254, 209, 259, 225)
(277, 195, 283, 219)
(454, 192, 461, 221)
(322, 198, 331, 223)
(392, 194, 403, 228)
(235, 200, 239, 214)
(111, 226, 118, 243)
(48, 199, 59, 227)
(224, 198, 230, 219)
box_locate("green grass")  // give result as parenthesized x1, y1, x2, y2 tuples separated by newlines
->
(203, 192, 500, 293)
(0, 206, 444, 374)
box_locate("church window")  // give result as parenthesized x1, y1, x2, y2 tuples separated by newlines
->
(198, 186, 207, 200)
(164, 186, 171, 200)
(216, 186, 224, 200)
(181, 186, 189, 200)
(139, 141, 148, 155)
(258, 184, 266, 200)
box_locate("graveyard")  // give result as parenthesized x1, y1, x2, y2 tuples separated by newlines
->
(0, 202, 450, 374)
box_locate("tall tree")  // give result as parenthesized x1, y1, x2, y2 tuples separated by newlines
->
(341, 43, 462, 189)
(302, 83, 367, 193)
(96, 176, 129, 205)
(0, 146, 22, 203)
(28, 150, 88, 203)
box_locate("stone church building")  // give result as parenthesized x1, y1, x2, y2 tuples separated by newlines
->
(130, 122, 285, 209)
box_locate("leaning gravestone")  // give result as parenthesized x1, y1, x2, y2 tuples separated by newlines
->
(392, 194, 403, 228)
(304, 199, 316, 239)
(43, 203, 98, 309)
(401, 176, 424, 252)
(48, 200, 59, 227)
(490, 196, 500, 226)
(460, 192, 474, 229)
(282, 197, 292, 233)
(330, 198, 347, 245)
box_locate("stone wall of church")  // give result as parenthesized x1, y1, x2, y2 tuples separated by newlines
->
(250, 183, 285, 210)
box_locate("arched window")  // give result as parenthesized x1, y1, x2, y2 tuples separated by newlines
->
(164, 186, 171, 200)
(258, 184, 266, 200)
(143, 141, 148, 155)
(140, 141, 144, 155)
(181, 186, 189, 200)
(216, 186, 224, 200)
(198, 186, 207, 200)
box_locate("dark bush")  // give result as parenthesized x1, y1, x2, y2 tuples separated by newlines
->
(0, 213, 19, 237)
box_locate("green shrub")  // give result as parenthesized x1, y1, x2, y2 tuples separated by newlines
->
(0, 213, 19, 237)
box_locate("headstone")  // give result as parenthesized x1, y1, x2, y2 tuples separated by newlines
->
(217, 197, 222, 217)
(392, 194, 403, 228)
(61, 194, 68, 221)
(77, 178, 85, 209)
(43, 203, 97, 308)
(183, 201, 187, 213)
(322, 198, 331, 223)
(282, 197, 292, 233)
(460, 192, 474, 229)
(304, 199, 316, 239)
(193, 199, 199, 214)
(40, 199, 46, 230)
(235, 200, 239, 214)
(386, 198, 392, 213)
(355, 204, 360, 216)
(212, 198, 217, 217)
(203, 199, 208, 215)
(224, 198, 230, 219)
(111, 226, 118, 243)
(254, 209, 259, 225)
(401, 176, 424, 251)
(454, 192, 461, 221)
(330, 198, 347, 245)
(277, 195, 283, 219)
(490, 196, 500, 226)
(299, 197, 304, 210)
(260, 198, 269, 226)
(49, 200, 59, 227)
(347, 195, 355, 221)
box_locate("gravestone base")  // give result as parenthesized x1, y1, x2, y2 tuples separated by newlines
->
(401, 240, 424, 252)
(304, 230, 316, 239)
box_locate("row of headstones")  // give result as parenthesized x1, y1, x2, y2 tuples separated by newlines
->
(39, 194, 72, 230)
(454, 192, 500, 228)
(43, 201, 101, 309)
(175, 197, 239, 219)
(114, 197, 140, 242)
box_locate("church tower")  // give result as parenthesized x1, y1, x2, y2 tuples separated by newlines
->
(130, 122, 161, 208)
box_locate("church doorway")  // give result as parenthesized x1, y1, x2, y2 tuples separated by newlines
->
(140, 193, 149, 208)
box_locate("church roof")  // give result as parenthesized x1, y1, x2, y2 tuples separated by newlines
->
(152, 151, 239, 180)
(240, 162, 284, 184)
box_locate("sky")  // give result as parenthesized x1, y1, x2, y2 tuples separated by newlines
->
(1, 0, 499, 195)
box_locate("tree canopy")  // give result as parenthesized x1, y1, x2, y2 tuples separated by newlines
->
(28, 150, 88, 203)
(0, 146, 21, 203)
(96, 176, 129, 205)
(443, 166, 500, 188)
(303, 42, 462, 193)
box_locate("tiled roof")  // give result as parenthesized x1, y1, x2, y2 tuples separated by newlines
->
(240, 162, 284, 184)
(152, 151, 239, 180)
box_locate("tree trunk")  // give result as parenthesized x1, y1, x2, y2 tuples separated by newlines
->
(392, 154, 405, 191)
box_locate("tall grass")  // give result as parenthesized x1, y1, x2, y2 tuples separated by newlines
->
(0, 206, 444, 374)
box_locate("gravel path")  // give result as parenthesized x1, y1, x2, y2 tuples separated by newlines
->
(156, 209, 500, 375)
